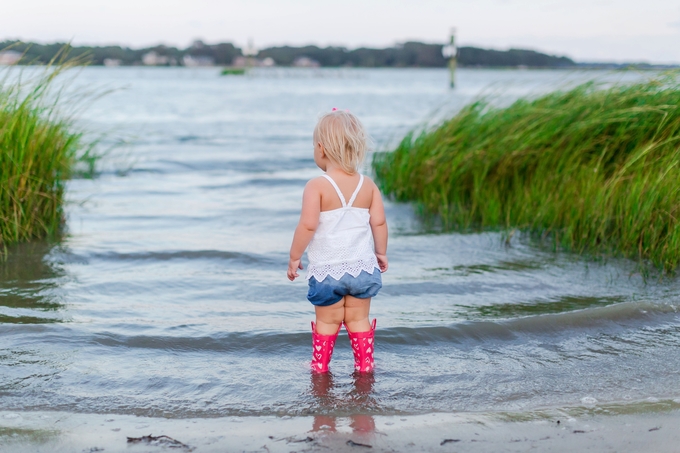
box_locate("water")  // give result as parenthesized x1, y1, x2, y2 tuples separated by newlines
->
(2, 68, 679, 420)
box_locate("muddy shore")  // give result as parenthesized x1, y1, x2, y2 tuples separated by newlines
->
(2, 408, 678, 452)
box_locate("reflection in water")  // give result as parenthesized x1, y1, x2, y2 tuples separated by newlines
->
(0, 242, 66, 323)
(0, 243, 68, 391)
(465, 295, 628, 319)
(310, 372, 376, 436)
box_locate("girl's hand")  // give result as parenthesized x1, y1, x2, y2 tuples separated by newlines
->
(287, 259, 303, 281)
(376, 254, 388, 273)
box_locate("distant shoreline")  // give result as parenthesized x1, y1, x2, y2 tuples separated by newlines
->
(2, 40, 675, 70)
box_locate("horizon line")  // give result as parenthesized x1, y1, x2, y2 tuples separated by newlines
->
(2, 38, 679, 66)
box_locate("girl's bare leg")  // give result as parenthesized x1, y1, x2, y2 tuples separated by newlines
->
(343, 296, 371, 332)
(315, 298, 346, 335)
(344, 296, 375, 373)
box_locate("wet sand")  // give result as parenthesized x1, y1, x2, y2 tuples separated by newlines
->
(2, 408, 678, 452)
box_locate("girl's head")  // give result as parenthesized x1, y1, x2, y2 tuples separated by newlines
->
(313, 110, 369, 174)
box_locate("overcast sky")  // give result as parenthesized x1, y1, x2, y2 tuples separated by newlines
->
(2, 0, 679, 63)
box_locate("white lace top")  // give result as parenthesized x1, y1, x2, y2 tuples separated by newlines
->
(306, 174, 379, 281)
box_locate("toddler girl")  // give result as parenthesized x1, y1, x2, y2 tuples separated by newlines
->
(287, 109, 388, 374)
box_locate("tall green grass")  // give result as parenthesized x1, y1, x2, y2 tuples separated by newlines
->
(0, 53, 95, 248)
(374, 75, 680, 271)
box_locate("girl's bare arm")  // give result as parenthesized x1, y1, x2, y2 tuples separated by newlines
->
(288, 180, 321, 281)
(368, 181, 388, 272)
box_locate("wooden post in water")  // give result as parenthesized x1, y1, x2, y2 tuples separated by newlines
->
(244, 38, 257, 70)
(442, 28, 457, 88)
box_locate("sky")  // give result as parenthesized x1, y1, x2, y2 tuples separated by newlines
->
(2, 0, 679, 63)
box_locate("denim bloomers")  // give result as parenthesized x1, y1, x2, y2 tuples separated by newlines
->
(307, 268, 382, 306)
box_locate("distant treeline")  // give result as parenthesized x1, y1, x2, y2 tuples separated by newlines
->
(0, 40, 577, 68)
(0, 40, 241, 66)
(259, 43, 575, 68)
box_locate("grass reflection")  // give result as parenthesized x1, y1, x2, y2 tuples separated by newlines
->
(426, 259, 543, 277)
(0, 242, 66, 321)
(0, 314, 61, 324)
(0, 426, 58, 445)
(464, 295, 625, 319)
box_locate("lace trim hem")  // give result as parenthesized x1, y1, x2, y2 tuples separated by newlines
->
(306, 259, 379, 281)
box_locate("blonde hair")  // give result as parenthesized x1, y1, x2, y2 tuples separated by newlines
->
(313, 110, 370, 174)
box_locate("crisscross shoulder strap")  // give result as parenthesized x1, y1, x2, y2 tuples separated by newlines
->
(322, 174, 364, 208)
(347, 174, 364, 207)
(322, 174, 347, 207)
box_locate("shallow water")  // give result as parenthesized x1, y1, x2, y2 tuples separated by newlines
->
(1, 68, 679, 419)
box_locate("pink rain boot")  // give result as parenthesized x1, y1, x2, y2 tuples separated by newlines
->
(311, 322, 341, 373)
(345, 319, 376, 373)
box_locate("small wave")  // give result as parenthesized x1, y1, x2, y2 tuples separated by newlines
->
(381, 281, 552, 296)
(425, 260, 544, 276)
(62, 250, 282, 266)
(505, 300, 678, 334)
(176, 135, 200, 142)
(147, 158, 313, 174)
(467, 295, 627, 319)
(201, 177, 307, 191)
(3, 301, 676, 353)
(88, 330, 309, 352)
(385, 300, 679, 345)
(12, 301, 667, 353)
(0, 314, 63, 325)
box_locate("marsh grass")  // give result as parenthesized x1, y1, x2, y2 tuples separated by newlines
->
(374, 74, 680, 272)
(0, 48, 96, 248)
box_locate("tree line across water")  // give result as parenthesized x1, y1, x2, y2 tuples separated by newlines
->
(1, 40, 577, 68)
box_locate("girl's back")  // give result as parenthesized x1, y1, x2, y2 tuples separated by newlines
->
(317, 172, 374, 212)
(306, 172, 377, 282)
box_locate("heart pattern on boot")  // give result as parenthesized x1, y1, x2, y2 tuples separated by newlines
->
(346, 320, 376, 373)
(311, 323, 340, 373)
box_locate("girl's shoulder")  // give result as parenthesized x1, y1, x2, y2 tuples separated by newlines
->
(305, 176, 329, 190)
(302, 176, 331, 199)
(361, 174, 378, 189)
(307, 174, 378, 192)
